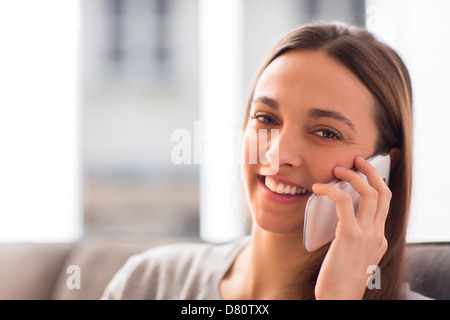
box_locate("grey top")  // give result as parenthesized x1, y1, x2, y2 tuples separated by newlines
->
(102, 238, 249, 299)
(101, 237, 431, 300)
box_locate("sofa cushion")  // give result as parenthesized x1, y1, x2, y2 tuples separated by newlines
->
(0, 243, 72, 299)
(405, 242, 450, 300)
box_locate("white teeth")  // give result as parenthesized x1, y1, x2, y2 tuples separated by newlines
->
(267, 178, 277, 192)
(290, 186, 297, 195)
(264, 177, 273, 191)
(264, 176, 308, 195)
(275, 184, 284, 194)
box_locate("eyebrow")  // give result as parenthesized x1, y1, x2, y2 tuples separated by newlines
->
(308, 108, 357, 131)
(252, 96, 357, 132)
(252, 95, 279, 110)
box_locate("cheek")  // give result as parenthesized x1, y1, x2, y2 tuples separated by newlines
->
(305, 150, 355, 183)
(241, 128, 251, 166)
(241, 125, 273, 202)
(242, 125, 255, 163)
(241, 127, 258, 187)
(241, 125, 266, 169)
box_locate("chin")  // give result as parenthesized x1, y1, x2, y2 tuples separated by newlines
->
(250, 205, 305, 236)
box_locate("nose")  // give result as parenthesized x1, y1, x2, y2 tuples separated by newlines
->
(265, 128, 304, 170)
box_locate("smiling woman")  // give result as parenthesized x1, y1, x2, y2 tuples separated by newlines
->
(102, 22, 429, 300)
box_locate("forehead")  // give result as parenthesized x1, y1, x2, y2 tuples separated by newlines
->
(254, 50, 375, 118)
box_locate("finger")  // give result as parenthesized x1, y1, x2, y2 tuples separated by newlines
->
(333, 165, 378, 227)
(354, 157, 392, 229)
(312, 183, 357, 229)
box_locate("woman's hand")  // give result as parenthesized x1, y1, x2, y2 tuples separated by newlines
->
(312, 156, 391, 300)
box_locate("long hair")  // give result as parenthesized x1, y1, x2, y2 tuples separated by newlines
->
(243, 22, 413, 299)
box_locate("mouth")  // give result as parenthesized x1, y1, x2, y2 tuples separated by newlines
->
(257, 175, 311, 204)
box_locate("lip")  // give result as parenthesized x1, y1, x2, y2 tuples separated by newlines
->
(263, 175, 306, 190)
(258, 175, 311, 204)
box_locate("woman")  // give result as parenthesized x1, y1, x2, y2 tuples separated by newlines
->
(102, 22, 427, 300)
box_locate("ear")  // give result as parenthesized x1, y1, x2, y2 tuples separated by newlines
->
(389, 147, 401, 170)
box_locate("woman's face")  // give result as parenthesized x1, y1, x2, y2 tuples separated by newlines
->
(242, 50, 379, 236)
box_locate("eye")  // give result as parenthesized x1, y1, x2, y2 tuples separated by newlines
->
(313, 128, 342, 140)
(250, 112, 278, 125)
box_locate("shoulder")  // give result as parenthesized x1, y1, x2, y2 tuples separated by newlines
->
(102, 237, 250, 300)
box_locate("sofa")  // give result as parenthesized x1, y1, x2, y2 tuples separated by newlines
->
(0, 235, 448, 300)
(0, 235, 200, 300)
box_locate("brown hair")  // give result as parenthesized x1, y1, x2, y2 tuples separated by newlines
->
(243, 22, 413, 299)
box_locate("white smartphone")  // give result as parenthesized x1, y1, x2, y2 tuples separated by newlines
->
(303, 154, 391, 252)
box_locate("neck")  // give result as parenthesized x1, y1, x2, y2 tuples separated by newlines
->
(224, 226, 311, 300)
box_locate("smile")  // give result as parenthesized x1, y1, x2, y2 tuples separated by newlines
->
(257, 175, 310, 204)
(264, 176, 309, 195)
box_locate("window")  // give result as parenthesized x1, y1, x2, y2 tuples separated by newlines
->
(0, 0, 81, 242)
